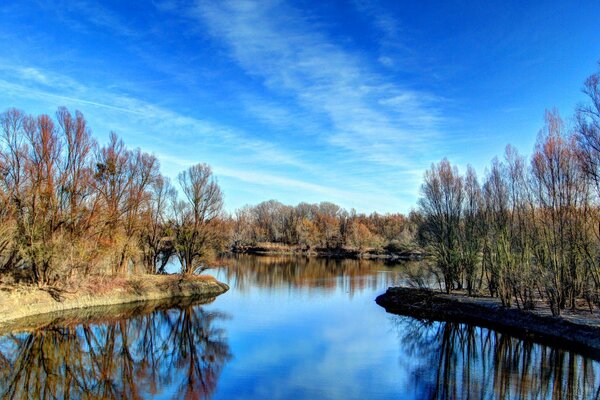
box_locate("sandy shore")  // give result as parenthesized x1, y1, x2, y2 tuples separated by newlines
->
(376, 287, 600, 358)
(0, 274, 229, 330)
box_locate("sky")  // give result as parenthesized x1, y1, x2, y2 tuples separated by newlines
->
(1, 0, 599, 214)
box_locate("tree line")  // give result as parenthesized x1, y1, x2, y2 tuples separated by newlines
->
(232, 200, 418, 252)
(0, 108, 228, 286)
(417, 65, 600, 316)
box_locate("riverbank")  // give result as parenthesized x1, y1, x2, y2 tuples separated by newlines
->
(376, 287, 600, 358)
(0, 293, 220, 336)
(232, 243, 424, 261)
(0, 274, 229, 328)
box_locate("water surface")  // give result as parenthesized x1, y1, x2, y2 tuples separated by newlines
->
(1, 255, 599, 399)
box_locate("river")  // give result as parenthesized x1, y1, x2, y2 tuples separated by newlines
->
(1, 254, 599, 399)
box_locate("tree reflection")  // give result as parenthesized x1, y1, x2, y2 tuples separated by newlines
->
(219, 254, 409, 295)
(0, 303, 231, 399)
(395, 317, 600, 399)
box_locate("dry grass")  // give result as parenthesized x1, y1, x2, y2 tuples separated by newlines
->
(0, 274, 228, 327)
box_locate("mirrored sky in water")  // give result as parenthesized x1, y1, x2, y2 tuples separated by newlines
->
(1, 255, 599, 399)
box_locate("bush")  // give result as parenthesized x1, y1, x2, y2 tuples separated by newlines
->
(385, 240, 408, 253)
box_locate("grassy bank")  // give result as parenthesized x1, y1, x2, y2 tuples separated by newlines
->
(0, 274, 229, 328)
(376, 287, 600, 358)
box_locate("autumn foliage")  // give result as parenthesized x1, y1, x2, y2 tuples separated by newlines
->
(231, 200, 418, 252)
(0, 107, 227, 286)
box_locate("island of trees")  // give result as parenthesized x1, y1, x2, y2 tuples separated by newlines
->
(1, 65, 599, 319)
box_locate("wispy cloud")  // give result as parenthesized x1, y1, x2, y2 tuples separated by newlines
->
(0, 64, 309, 169)
(191, 0, 445, 168)
(2, 0, 596, 213)
(55, 0, 141, 38)
(0, 1, 453, 213)
(154, 152, 402, 209)
(1, 63, 412, 211)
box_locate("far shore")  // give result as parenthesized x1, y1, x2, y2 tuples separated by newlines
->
(0, 274, 229, 329)
(231, 243, 424, 261)
(376, 287, 600, 359)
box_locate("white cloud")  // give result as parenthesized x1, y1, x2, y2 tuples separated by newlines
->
(0, 0, 447, 213)
(192, 0, 445, 169)
(0, 65, 309, 167)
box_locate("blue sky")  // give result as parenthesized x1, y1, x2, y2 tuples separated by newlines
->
(1, 0, 599, 213)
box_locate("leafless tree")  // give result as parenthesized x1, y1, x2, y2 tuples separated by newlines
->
(418, 159, 464, 292)
(174, 163, 225, 275)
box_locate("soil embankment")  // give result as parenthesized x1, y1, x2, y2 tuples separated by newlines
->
(0, 274, 228, 329)
(376, 287, 600, 358)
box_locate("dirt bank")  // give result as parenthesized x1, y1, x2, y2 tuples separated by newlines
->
(0, 274, 229, 329)
(0, 294, 220, 336)
(376, 287, 600, 358)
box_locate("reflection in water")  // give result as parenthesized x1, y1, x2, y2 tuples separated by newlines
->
(0, 304, 231, 399)
(1, 255, 600, 399)
(396, 317, 600, 400)
(218, 254, 410, 295)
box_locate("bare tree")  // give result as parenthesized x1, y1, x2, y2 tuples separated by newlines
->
(576, 65, 600, 196)
(482, 146, 536, 308)
(93, 133, 159, 274)
(141, 175, 175, 274)
(461, 165, 483, 296)
(418, 159, 464, 293)
(0, 107, 237, 285)
(530, 110, 588, 315)
(174, 163, 224, 275)
(0, 109, 26, 275)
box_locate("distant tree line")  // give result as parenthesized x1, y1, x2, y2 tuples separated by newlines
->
(231, 200, 418, 252)
(0, 107, 228, 286)
(417, 65, 600, 316)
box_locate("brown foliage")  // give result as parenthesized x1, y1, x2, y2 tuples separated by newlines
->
(0, 108, 230, 286)
(231, 200, 416, 252)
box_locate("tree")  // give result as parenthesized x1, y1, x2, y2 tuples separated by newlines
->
(418, 159, 464, 292)
(93, 133, 159, 274)
(482, 146, 535, 308)
(346, 220, 375, 250)
(141, 175, 175, 274)
(576, 65, 600, 196)
(0, 109, 25, 275)
(460, 165, 483, 296)
(19, 114, 62, 285)
(530, 110, 590, 314)
(575, 64, 600, 308)
(173, 163, 225, 275)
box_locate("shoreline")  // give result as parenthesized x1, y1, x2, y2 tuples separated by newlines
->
(0, 274, 229, 329)
(0, 294, 221, 336)
(376, 287, 600, 359)
(231, 244, 424, 261)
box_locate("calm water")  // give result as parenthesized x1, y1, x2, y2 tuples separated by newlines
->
(1, 254, 599, 399)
